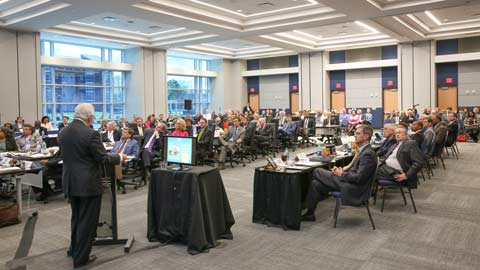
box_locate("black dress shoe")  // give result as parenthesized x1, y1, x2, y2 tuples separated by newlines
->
(67, 249, 72, 257)
(73, 255, 97, 268)
(301, 214, 316, 222)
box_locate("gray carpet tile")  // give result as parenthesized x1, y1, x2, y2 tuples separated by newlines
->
(2, 142, 480, 270)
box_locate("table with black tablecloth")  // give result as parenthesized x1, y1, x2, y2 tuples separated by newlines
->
(147, 166, 235, 254)
(252, 154, 353, 230)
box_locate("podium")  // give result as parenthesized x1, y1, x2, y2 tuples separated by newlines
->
(94, 165, 134, 252)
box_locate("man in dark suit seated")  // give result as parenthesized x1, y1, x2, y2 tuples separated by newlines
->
(376, 125, 425, 189)
(196, 118, 213, 162)
(101, 121, 121, 143)
(376, 123, 397, 158)
(140, 123, 166, 180)
(445, 113, 459, 146)
(33, 148, 63, 201)
(217, 118, 245, 169)
(58, 103, 123, 268)
(58, 116, 69, 130)
(303, 124, 377, 221)
(254, 118, 274, 150)
(243, 102, 253, 114)
(432, 114, 447, 154)
(421, 116, 436, 155)
(409, 121, 424, 148)
(111, 128, 140, 158)
(133, 118, 145, 137)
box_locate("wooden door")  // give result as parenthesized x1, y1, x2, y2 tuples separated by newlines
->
(290, 93, 299, 113)
(437, 86, 457, 112)
(330, 91, 345, 112)
(249, 94, 259, 113)
(383, 89, 398, 117)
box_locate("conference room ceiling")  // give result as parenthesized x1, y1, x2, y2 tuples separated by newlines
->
(0, 0, 479, 58)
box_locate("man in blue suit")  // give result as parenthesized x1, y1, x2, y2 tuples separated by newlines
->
(112, 128, 139, 158)
(277, 115, 297, 141)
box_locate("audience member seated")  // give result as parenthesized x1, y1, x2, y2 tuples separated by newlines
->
(277, 111, 287, 127)
(217, 118, 245, 169)
(376, 123, 397, 158)
(13, 116, 24, 131)
(171, 119, 189, 137)
(409, 121, 424, 148)
(0, 127, 17, 152)
(347, 110, 361, 134)
(33, 120, 48, 137)
(339, 109, 350, 128)
(363, 108, 373, 124)
(101, 121, 121, 143)
(41, 116, 53, 130)
(15, 124, 43, 152)
(277, 115, 297, 142)
(3, 123, 14, 132)
(185, 118, 196, 136)
(196, 118, 214, 162)
(376, 125, 425, 189)
(32, 148, 63, 201)
(445, 113, 459, 146)
(302, 125, 377, 221)
(301, 113, 315, 136)
(158, 114, 166, 125)
(98, 118, 108, 132)
(145, 114, 155, 129)
(133, 118, 146, 137)
(58, 116, 69, 130)
(432, 114, 447, 154)
(112, 128, 140, 158)
(464, 112, 479, 142)
(118, 117, 129, 129)
(141, 123, 166, 181)
(254, 118, 274, 150)
(421, 116, 436, 154)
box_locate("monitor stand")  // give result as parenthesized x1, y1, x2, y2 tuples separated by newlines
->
(171, 164, 190, 171)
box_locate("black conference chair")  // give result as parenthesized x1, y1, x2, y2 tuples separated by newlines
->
(330, 165, 379, 230)
(373, 178, 417, 214)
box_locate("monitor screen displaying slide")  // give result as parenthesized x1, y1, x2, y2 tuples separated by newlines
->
(164, 136, 196, 165)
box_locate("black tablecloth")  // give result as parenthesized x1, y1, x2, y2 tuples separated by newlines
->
(147, 166, 235, 254)
(252, 155, 353, 230)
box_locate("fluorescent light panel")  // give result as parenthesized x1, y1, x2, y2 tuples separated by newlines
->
(393, 16, 425, 37)
(355, 21, 379, 33)
(186, 0, 318, 18)
(425, 10, 442, 26)
(406, 14, 430, 31)
(71, 21, 186, 37)
(0, 0, 50, 18)
(4, 3, 69, 25)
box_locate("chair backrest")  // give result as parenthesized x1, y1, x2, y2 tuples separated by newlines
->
(360, 162, 380, 205)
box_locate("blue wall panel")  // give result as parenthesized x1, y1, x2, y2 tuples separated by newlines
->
(329, 70, 346, 90)
(330, 51, 346, 64)
(436, 39, 458, 55)
(381, 45, 397, 59)
(247, 76, 259, 94)
(289, 73, 299, 93)
(288, 55, 299, 67)
(247, 59, 260, 70)
(382, 67, 398, 89)
(436, 63, 458, 87)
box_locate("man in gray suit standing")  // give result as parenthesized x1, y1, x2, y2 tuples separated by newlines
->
(59, 103, 125, 268)
(303, 124, 377, 221)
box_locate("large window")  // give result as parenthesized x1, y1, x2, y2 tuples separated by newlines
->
(167, 75, 212, 116)
(41, 40, 124, 63)
(42, 66, 126, 125)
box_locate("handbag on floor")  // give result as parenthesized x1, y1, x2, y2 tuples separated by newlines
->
(0, 203, 20, 227)
(457, 133, 467, 142)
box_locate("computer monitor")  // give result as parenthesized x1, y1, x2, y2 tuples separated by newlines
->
(163, 136, 197, 170)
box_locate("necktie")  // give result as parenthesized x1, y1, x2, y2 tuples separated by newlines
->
(198, 128, 205, 141)
(108, 131, 113, 142)
(232, 127, 237, 143)
(116, 140, 127, 154)
(304, 119, 308, 128)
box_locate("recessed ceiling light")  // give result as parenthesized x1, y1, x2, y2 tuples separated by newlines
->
(103, 16, 117, 22)
(237, 9, 243, 12)
(338, 31, 347, 35)
(443, 18, 449, 22)
(90, 22, 96, 25)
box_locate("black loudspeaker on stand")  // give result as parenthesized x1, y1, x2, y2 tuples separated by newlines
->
(184, 100, 192, 110)
(93, 165, 134, 253)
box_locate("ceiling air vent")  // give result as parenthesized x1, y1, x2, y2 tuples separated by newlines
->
(257, 2, 274, 7)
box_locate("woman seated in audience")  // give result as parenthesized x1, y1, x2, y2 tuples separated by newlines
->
(41, 116, 53, 130)
(347, 110, 361, 134)
(3, 123, 14, 131)
(34, 120, 48, 137)
(0, 127, 18, 152)
(98, 118, 108, 132)
(185, 118, 197, 136)
(171, 119, 189, 137)
(465, 111, 479, 143)
(145, 114, 155, 128)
